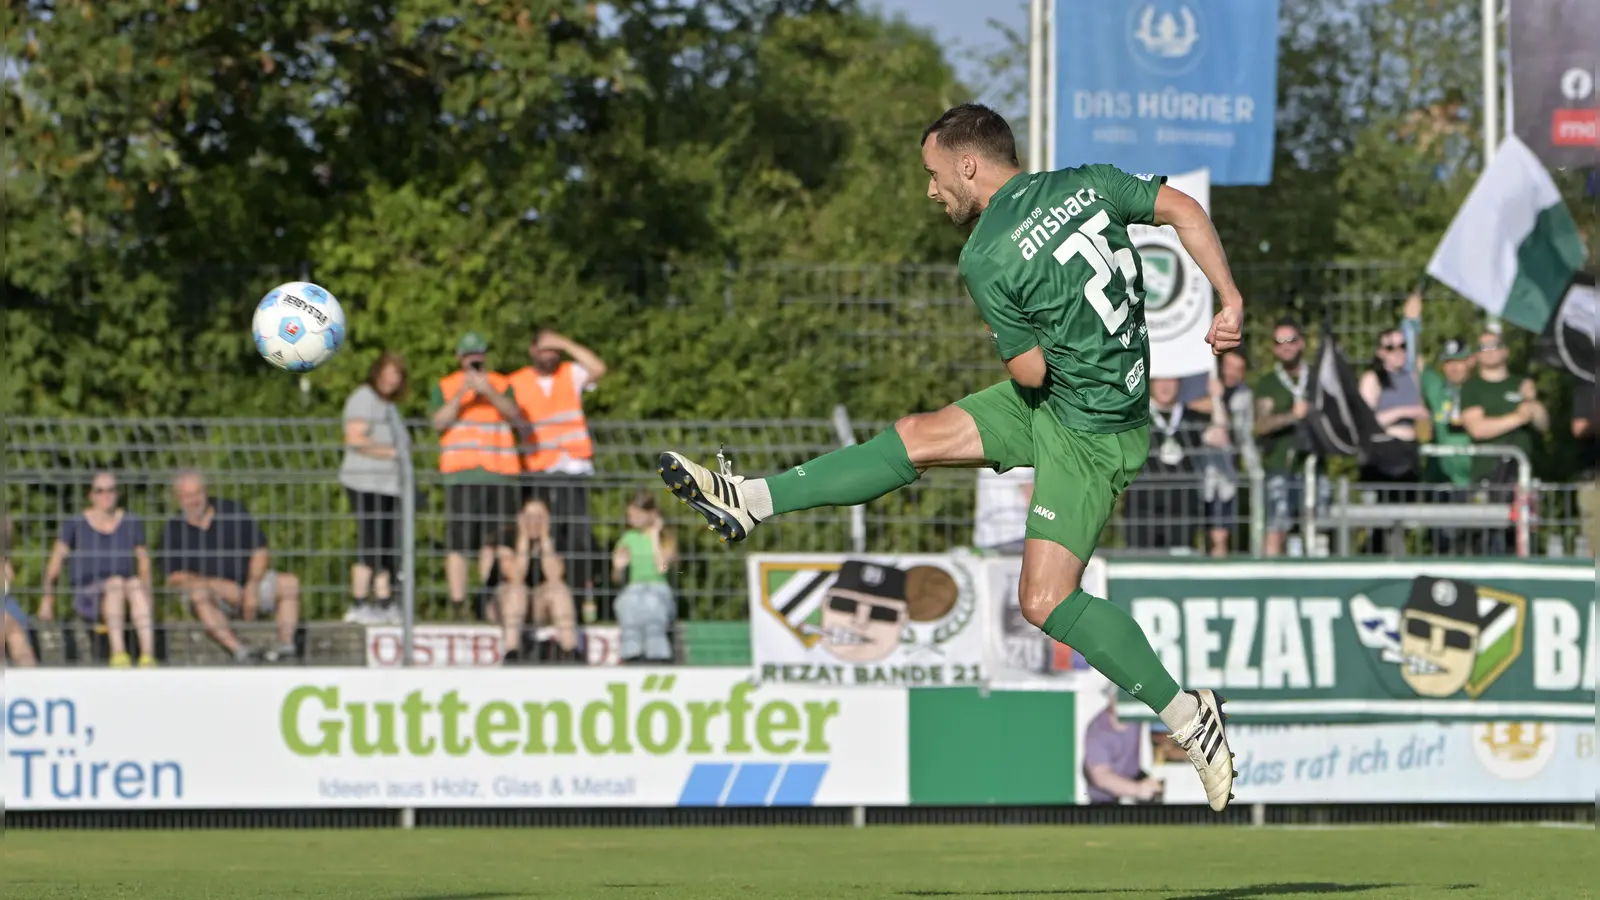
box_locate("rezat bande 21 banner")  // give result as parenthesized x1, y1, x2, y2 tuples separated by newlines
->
(2, 669, 907, 809)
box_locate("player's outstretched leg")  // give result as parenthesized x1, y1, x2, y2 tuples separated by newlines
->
(659, 407, 979, 542)
(1019, 539, 1236, 811)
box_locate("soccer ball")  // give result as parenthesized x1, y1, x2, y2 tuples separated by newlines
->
(252, 281, 346, 373)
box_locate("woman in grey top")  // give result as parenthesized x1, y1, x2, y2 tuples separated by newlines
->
(1358, 326, 1430, 554)
(40, 471, 156, 666)
(340, 351, 407, 624)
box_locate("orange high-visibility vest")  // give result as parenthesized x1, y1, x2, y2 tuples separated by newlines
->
(436, 370, 521, 476)
(507, 362, 594, 472)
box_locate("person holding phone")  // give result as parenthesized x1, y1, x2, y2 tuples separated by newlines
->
(430, 332, 526, 620)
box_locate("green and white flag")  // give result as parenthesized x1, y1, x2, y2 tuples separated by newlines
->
(1426, 135, 1588, 334)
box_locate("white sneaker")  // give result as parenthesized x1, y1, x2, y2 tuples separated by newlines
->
(1171, 689, 1236, 812)
(658, 449, 760, 543)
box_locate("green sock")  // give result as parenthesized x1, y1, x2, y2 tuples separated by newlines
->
(764, 428, 919, 515)
(1042, 588, 1180, 713)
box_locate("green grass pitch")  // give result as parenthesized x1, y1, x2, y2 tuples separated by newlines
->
(3, 825, 1593, 899)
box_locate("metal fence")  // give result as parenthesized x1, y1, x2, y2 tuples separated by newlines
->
(3, 416, 1591, 668)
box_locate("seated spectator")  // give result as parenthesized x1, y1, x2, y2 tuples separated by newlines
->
(613, 491, 678, 664)
(973, 467, 1033, 555)
(1083, 683, 1162, 805)
(1420, 338, 1478, 554)
(1461, 332, 1549, 556)
(40, 471, 157, 667)
(1124, 377, 1205, 552)
(3, 517, 38, 667)
(161, 471, 301, 663)
(486, 498, 579, 664)
(340, 351, 407, 625)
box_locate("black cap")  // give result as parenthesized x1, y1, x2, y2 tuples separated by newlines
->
(1404, 576, 1480, 625)
(832, 559, 907, 601)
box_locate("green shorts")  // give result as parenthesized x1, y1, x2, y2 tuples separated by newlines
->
(956, 380, 1149, 561)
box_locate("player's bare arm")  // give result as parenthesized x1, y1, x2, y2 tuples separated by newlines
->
(1003, 346, 1047, 388)
(1153, 185, 1243, 355)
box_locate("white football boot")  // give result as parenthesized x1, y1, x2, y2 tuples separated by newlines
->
(1170, 689, 1237, 812)
(657, 449, 760, 543)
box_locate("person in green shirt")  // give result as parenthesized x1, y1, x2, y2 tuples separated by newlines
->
(612, 491, 677, 664)
(1460, 330, 1550, 556)
(1419, 337, 1478, 554)
(1251, 318, 1329, 556)
(655, 103, 1246, 811)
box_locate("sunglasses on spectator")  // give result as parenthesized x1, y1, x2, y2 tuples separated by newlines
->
(91, 486, 117, 495)
(1379, 342, 1405, 351)
(1274, 335, 1301, 344)
(1478, 340, 1503, 351)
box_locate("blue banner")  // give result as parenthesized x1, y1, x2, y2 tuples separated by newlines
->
(1052, 0, 1280, 185)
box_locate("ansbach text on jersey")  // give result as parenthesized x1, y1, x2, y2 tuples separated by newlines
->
(1074, 90, 1256, 125)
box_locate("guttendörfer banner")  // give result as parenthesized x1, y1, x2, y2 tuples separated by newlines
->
(1510, 0, 1600, 169)
(1, 669, 908, 810)
(1105, 560, 1596, 722)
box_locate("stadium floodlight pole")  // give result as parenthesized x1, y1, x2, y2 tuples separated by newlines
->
(1482, 0, 1502, 332)
(1028, 0, 1046, 172)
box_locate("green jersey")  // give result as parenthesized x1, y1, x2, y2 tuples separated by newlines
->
(1252, 365, 1305, 474)
(1420, 368, 1473, 486)
(1459, 372, 1535, 482)
(960, 165, 1164, 434)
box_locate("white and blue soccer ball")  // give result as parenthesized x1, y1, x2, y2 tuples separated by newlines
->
(252, 281, 346, 373)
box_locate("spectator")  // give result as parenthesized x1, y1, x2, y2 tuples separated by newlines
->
(1253, 318, 1323, 556)
(1357, 326, 1428, 553)
(1189, 352, 1254, 557)
(1574, 382, 1598, 555)
(1420, 338, 1478, 554)
(431, 332, 524, 620)
(1083, 683, 1163, 805)
(1124, 377, 1204, 552)
(40, 472, 157, 667)
(486, 498, 578, 664)
(3, 517, 38, 667)
(1461, 331, 1550, 556)
(613, 490, 678, 665)
(340, 351, 407, 625)
(508, 327, 606, 621)
(161, 471, 301, 663)
(973, 467, 1033, 554)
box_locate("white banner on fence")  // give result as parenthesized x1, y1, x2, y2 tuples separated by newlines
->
(748, 553, 985, 687)
(979, 555, 1108, 690)
(2, 669, 908, 810)
(365, 625, 622, 667)
(1130, 169, 1216, 379)
(1071, 676, 1598, 805)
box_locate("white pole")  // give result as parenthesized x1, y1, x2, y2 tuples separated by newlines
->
(1482, 0, 1501, 333)
(1045, 0, 1058, 170)
(1028, 0, 1046, 172)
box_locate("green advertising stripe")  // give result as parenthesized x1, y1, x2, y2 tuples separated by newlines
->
(908, 689, 1076, 805)
(1104, 560, 1595, 723)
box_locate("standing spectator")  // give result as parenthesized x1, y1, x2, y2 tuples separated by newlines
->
(973, 467, 1033, 554)
(1572, 380, 1597, 555)
(613, 491, 678, 665)
(3, 517, 38, 667)
(486, 498, 578, 664)
(1420, 338, 1478, 553)
(1461, 331, 1550, 556)
(161, 471, 301, 663)
(509, 327, 606, 621)
(1253, 319, 1319, 556)
(40, 472, 157, 667)
(341, 351, 407, 625)
(1124, 377, 1204, 552)
(1357, 326, 1429, 553)
(1189, 352, 1254, 557)
(431, 332, 524, 620)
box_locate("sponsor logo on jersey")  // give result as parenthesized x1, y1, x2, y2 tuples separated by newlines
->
(1124, 358, 1146, 392)
(1031, 505, 1057, 521)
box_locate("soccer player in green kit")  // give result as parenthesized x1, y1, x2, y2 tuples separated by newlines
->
(658, 104, 1245, 810)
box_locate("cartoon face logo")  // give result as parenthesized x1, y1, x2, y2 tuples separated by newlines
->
(762, 558, 971, 666)
(1352, 576, 1526, 700)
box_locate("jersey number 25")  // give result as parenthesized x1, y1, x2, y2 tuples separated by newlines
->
(1050, 210, 1140, 336)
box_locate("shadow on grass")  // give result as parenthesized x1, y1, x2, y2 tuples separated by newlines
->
(901, 883, 1438, 899)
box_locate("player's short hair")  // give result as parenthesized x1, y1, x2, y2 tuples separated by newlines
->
(921, 104, 1018, 166)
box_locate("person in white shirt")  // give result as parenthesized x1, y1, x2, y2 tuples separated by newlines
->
(973, 467, 1034, 554)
